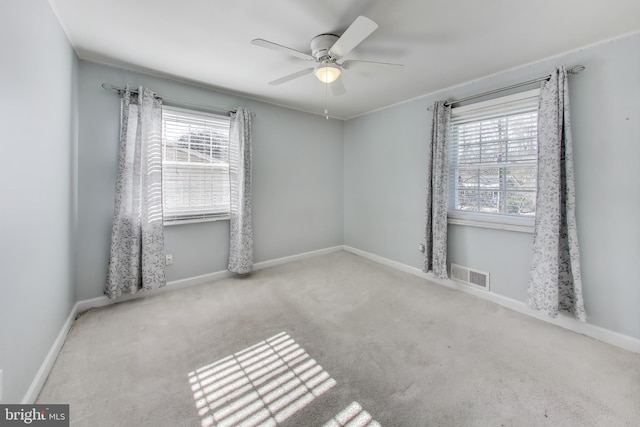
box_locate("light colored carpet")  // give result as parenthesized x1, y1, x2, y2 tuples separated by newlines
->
(37, 251, 640, 426)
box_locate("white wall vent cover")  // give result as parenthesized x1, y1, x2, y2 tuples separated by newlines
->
(451, 263, 490, 291)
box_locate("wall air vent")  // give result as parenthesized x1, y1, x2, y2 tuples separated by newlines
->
(451, 263, 490, 291)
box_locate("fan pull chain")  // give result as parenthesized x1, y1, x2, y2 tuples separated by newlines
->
(324, 80, 329, 120)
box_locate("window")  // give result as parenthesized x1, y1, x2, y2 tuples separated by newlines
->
(448, 89, 539, 230)
(162, 106, 230, 223)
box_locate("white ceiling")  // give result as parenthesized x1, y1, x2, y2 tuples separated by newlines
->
(49, 0, 639, 120)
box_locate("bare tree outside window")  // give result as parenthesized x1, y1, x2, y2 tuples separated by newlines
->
(450, 106, 538, 217)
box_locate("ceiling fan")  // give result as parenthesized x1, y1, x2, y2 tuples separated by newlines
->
(251, 16, 403, 96)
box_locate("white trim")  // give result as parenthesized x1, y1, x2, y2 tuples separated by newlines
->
(76, 270, 235, 314)
(343, 246, 640, 353)
(24, 245, 342, 403)
(344, 246, 423, 278)
(74, 246, 343, 315)
(253, 246, 343, 271)
(22, 301, 79, 404)
(345, 30, 640, 120)
(163, 216, 230, 226)
(451, 88, 540, 115)
(79, 31, 639, 122)
(25, 243, 638, 404)
(25, 268, 237, 403)
(162, 104, 230, 120)
(447, 213, 534, 233)
(86, 58, 342, 121)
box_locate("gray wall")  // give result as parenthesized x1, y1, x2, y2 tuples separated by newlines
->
(0, 0, 78, 403)
(344, 33, 640, 339)
(1, 2, 637, 404)
(76, 61, 344, 300)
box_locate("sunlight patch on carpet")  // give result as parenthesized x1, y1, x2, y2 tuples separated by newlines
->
(323, 402, 381, 427)
(188, 331, 337, 427)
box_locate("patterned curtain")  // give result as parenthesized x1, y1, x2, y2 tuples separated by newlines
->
(105, 87, 166, 299)
(228, 108, 254, 274)
(424, 101, 451, 279)
(528, 67, 586, 321)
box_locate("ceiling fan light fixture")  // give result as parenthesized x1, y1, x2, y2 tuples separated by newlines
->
(314, 61, 341, 84)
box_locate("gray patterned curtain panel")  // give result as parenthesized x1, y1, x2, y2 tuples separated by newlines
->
(528, 67, 586, 321)
(228, 108, 254, 274)
(424, 101, 451, 279)
(105, 87, 166, 299)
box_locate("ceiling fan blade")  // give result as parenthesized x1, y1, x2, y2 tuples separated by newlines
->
(251, 38, 315, 61)
(330, 77, 346, 96)
(329, 16, 378, 59)
(268, 68, 314, 85)
(341, 60, 404, 72)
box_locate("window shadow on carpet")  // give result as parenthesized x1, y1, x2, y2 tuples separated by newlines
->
(188, 331, 337, 427)
(323, 401, 381, 427)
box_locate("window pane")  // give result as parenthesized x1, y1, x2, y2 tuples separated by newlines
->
(478, 190, 500, 213)
(162, 106, 230, 221)
(505, 166, 536, 192)
(456, 189, 479, 212)
(449, 95, 538, 219)
(506, 191, 536, 215)
(457, 168, 480, 190)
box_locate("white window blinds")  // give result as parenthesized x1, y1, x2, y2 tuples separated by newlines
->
(162, 106, 230, 223)
(449, 89, 539, 217)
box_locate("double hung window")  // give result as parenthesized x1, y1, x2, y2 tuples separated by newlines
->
(161, 106, 230, 223)
(448, 89, 539, 230)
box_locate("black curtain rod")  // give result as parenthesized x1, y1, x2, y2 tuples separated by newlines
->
(441, 65, 585, 108)
(101, 82, 253, 116)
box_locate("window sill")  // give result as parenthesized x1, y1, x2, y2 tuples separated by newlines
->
(447, 211, 534, 233)
(163, 216, 230, 226)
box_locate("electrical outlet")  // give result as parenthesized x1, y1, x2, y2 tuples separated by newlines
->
(165, 254, 173, 266)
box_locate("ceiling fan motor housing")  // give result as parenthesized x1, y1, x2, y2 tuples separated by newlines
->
(311, 34, 339, 61)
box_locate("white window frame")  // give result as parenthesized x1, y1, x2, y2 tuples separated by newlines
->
(447, 89, 540, 233)
(161, 105, 231, 225)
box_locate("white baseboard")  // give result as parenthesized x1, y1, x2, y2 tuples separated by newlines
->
(27, 243, 637, 404)
(23, 245, 344, 403)
(253, 246, 343, 271)
(75, 270, 234, 314)
(343, 245, 640, 353)
(22, 301, 80, 404)
(74, 246, 344, 314)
